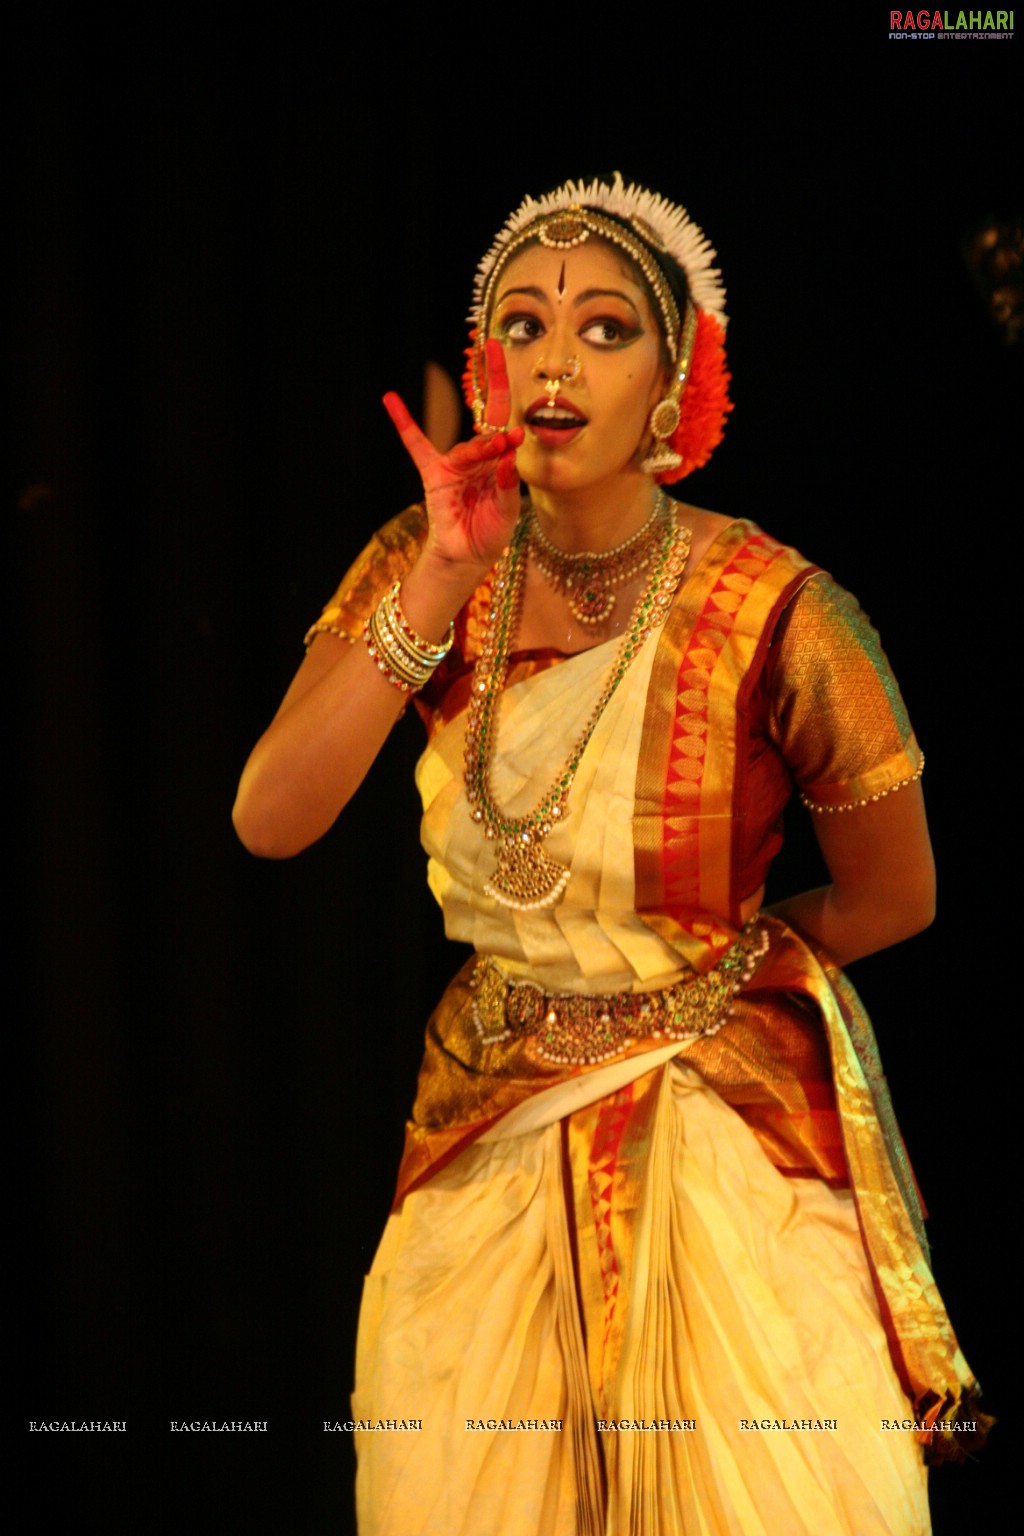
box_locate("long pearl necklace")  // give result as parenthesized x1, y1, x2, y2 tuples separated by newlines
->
(464, 497, 692, 911)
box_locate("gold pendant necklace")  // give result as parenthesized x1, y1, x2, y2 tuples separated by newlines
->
(463, 494, 692, 911)
(528, 493, 662, 626)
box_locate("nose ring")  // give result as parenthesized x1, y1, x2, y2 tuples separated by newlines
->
(533, 354, 581, 405)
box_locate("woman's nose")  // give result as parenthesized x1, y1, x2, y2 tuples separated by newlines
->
(532, 354, 581, 384)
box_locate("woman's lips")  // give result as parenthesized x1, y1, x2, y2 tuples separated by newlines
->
(524, 395, 588, 447)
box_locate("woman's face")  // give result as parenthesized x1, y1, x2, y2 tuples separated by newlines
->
(488, 237, 669, 496)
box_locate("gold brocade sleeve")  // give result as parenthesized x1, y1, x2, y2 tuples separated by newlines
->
(768, 575, 923, 808)
(302, 504, 428, 648)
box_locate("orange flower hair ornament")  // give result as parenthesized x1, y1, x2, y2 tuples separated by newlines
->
(463, 172, 732, 484)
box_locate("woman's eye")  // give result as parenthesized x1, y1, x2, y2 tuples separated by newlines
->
(499, 315, 544, 343)
(580, 318, 638, 347)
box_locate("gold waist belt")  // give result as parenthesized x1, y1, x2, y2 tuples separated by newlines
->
(469, 922, 770, 1066)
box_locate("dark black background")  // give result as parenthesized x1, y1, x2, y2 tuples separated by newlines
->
(11, 14, 1020, 1533)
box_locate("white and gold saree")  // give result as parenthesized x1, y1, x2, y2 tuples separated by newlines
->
(314, 509, 983, 1535)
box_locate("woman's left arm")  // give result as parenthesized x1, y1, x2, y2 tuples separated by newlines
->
(767, 781, 936, 967)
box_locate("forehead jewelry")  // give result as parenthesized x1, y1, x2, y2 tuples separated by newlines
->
(471, 173, 726, 340)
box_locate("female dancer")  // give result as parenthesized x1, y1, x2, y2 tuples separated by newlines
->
(234, 174, 984, 1534)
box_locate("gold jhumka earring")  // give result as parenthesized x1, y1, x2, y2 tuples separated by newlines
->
(640, 304, 699, 474)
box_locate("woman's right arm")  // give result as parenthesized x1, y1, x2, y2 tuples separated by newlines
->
(232, 342, 523, 859)
(232, 547, 486, 858)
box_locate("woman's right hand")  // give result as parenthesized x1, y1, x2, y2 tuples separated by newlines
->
(383, 339, 524, 572)
(234, 345, 524, 859)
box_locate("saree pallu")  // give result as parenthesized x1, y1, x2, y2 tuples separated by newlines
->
(343, 518, 984, 1534)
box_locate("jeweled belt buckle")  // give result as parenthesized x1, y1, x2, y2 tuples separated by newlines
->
(468, 922, 769, 1066)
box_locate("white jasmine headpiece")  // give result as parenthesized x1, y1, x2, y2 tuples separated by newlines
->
(470, 170, 728, 343)
(465, 173, 733, 484)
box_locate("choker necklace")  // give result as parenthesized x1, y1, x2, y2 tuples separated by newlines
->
(528, 493, 665, 626)
(464, 502, 692, 911)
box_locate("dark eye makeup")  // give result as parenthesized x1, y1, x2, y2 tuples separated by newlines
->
(495, 311, 643, 349)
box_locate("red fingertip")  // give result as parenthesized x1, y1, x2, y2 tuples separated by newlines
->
(382, 391, 413, 430)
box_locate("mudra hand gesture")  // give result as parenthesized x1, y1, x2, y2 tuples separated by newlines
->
(383, 339, 524, 571)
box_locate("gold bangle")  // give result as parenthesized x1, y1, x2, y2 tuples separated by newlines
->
(363, 586, 451, 695)
(382, 581, 454, 664)
(374, 603, 438, 684)
(365, 612, 431, 692)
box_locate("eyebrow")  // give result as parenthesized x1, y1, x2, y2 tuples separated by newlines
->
(495, 286, 548, 305)
(495, 285, 642, 319)
(573, 287, 641, 319)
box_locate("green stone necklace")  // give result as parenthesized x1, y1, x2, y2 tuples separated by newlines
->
(463, 494, 692, 911)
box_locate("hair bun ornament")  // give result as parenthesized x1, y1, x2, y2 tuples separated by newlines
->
(653, 310, 732, 485)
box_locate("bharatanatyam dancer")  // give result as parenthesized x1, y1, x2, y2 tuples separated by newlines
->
(233, 173, 990, 1534)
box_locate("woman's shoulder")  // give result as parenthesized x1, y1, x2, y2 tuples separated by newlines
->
(306, 505, 428, 645)
(365, 502, 429, 559)
(674, 504, 815, 579)
(337, 501, 429, 593)
(676, 504, 737, 569)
